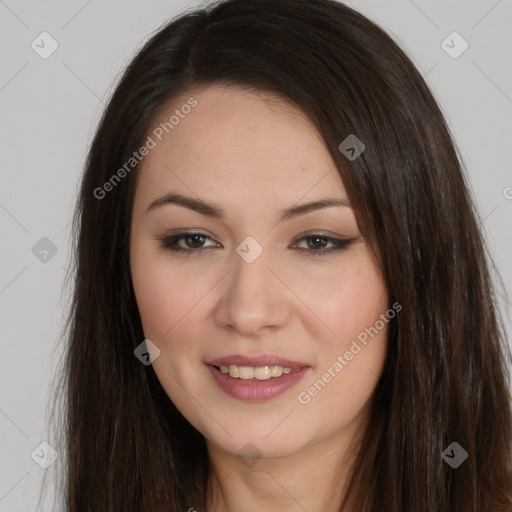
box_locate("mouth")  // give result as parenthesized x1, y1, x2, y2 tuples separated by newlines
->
(209, 363, 304, 380)
(206, 354, 309, 372)
(205, 360, 310, 402)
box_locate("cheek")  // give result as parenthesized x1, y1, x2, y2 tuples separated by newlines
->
(130, 246, 205, 346)
(297, 253, 388, 345)
(293, 253, 388, 413)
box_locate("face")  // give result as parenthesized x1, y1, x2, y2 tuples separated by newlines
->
(130, 84, 389, 461)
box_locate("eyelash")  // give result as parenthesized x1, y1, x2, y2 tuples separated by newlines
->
(155, 232, 356, 257)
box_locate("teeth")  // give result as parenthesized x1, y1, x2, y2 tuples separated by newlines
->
(219, 364, 295, 380)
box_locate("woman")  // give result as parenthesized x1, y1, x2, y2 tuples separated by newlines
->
(41, 0, 512, 510)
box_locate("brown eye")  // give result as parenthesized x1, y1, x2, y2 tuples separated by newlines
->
(155, 232, 355, 257)
(157, 232, 218, 254)
(182, 234, 207, 249)
(292, 234, 356, 257)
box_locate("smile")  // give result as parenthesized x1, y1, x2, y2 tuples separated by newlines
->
(206, 364, 310, 402)
(218, 364, 296, 380)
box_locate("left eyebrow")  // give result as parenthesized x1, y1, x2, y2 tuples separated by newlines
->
(145, 192, 351, 223)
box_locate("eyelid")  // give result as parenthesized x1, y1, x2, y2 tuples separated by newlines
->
(292, 229, 347, 240)
(163, 230, 219, 248)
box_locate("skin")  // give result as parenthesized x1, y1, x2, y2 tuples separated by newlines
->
(129, 84, 389, 512)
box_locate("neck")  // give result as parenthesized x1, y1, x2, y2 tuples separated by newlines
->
(205, 419, 364, 512)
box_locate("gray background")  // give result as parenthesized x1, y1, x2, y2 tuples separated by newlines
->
(1, 0, 511, 510)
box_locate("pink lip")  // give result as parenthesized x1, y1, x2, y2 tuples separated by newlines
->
(205, 364, 310, 402)
(206, 354, 308, 370)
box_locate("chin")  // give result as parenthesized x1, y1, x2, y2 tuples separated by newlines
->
(206, 427, 309, 461)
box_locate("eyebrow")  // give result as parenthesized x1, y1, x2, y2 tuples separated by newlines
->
(145, 192, 351, 223)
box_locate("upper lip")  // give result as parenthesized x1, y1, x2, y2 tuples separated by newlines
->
(206, 355, 309, 369)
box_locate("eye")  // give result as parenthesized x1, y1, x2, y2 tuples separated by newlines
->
(155, 232, 357, 257)
(156, 232, 218, 255)
(291, 234, 356, 257)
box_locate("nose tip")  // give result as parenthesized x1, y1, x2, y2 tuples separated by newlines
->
(215, 252, 291, 336)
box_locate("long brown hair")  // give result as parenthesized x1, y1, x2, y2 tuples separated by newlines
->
(39, 0, 512, 510)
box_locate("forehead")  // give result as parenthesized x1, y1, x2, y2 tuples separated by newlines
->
(134, 84, 347, 208)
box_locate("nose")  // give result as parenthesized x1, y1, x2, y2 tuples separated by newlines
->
(214, 245, 291, 337)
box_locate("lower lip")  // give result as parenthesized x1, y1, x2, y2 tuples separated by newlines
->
(206, 364, 310, 402)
